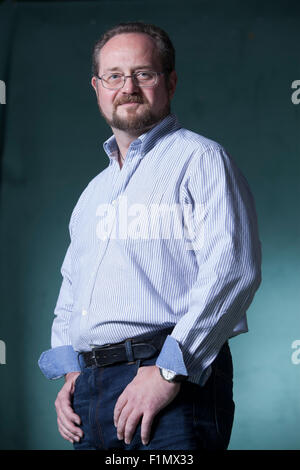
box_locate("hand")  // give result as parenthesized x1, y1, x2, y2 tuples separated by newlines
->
(54, 371, 83, 444)
(113, 365, 181, 446)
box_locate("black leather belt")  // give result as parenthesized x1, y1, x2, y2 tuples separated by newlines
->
(79, 327, 173, 368)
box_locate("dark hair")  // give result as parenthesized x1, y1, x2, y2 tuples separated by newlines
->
(92, 22, 175, 78)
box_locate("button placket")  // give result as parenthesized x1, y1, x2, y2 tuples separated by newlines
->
(80, 143, 144, 339)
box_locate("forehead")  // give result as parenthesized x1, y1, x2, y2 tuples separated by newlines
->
(99, 33, 161, 72)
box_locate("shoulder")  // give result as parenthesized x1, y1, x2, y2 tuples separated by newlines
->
(171, 127, 250, 198)
(174, 127, 223, 153)
(171, 126, 233, 172)
(171, 126, 229, 161)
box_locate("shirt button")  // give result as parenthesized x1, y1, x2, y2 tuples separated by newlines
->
(112, 199, 117, 206)
(82, 309, 88, 316)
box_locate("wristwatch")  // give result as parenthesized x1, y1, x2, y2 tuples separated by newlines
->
(159, 367, 187, 383)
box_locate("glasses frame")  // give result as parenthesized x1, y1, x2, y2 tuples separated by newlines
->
(97, 71, 164, 90)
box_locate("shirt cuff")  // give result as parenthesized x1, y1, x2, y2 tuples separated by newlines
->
(155, 335, 188, 376)
(38, 345, 81, 380)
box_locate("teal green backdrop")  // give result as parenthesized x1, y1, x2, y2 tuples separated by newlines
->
(0, 0, 299, 450)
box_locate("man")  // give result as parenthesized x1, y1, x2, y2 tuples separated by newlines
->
(38, 22, 261, 450)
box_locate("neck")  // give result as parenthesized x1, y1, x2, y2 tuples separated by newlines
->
(112, 128, 140, 160)
(111, 123, 156, 160)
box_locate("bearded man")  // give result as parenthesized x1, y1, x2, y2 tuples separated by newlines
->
(39, 22, 261, 451)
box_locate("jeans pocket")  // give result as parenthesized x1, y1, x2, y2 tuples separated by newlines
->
(72, 371, 85, 410)
(74, 371, 83, 387)
(136, 354, 158, 369)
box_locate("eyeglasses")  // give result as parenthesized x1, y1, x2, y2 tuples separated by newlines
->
(97, 71, 164, 90)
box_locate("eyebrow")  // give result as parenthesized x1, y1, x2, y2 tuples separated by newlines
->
(103, 65, 154, 73)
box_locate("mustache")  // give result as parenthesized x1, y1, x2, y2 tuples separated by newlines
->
(114, 95, 145, 107)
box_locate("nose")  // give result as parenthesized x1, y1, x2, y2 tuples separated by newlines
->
(121, 75, 139, 94)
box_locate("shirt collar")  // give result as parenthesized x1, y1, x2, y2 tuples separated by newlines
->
(103, 113, 181, 163)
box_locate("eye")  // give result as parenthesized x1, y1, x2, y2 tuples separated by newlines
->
(137, 71, 153, 80)
(108, 73, 122, 82)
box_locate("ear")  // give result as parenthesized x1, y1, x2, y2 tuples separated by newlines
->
(168, 70, 177, 100)
(91, 76, 98, 95)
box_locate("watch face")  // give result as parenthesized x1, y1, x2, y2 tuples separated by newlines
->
(162, 368, 176, 380)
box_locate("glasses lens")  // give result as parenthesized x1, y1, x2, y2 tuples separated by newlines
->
(100, 71, 158, 89)
(102, 73, 124, 89)
(135, 71, 156, 86)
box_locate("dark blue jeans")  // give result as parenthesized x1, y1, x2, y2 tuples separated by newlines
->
(72, 342, 234, 450)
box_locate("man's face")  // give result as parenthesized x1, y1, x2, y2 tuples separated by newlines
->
(91, 33, 177, 134)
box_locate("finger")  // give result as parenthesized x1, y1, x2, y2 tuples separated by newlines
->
(57, 418, 80, 443)
(56, 394, 82, 426)
(114, 393, 128, 427)
(62, 403, 82, 426)
(57, 416, 83, 438)
(58, 427, 74, 444)
(57, 407, 82, 436)
(116, 404, 132, 441)
(124, 411, 142, 445)
(141, 412, 155, 446)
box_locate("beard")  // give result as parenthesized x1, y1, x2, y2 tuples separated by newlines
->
(99, 94, 171, 133)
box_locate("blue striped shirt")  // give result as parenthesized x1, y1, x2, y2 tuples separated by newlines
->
(38, 113, 261, 385)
